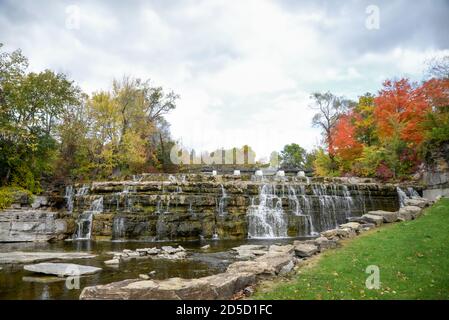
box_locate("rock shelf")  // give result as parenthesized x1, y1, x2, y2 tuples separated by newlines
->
(79, 195, 432, 300)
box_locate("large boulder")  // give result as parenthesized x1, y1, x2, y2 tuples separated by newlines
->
(255, 252, 294, 274)
(293, 242, 318, 257)
(398, 206, 422, 221)
(367, 210, 398, 223)
(320, 229, 338, 239)
(361, 214, 384, 226)
(404, 198, 429, 208)
(336, 228, 356, 239)
(339, 222, 360, 231)
(313, 236, 338, 251)
(80, 272, 255, 300)
(226, 260, 275, 276)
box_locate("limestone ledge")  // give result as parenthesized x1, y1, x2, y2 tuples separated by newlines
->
(79, 195, 432, 300)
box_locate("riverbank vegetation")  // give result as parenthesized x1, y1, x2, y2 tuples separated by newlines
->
(254, 198, 449, 300)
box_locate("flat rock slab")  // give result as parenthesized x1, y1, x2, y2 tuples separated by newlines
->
(0, 251, 97, 264)
(361, 214, 384, 226)
(80, 272, 255, 300)
(24, 263, 102, 277)
(367, 210, 398, 223)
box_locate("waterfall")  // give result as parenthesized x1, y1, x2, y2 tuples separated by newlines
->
(121, 185, 135, 212)
(247, 184, 288, 238)
(217, 184, 228, 216)
(112, 216, 126, 240)
(74, 196, 103, 240)
(65, 185, 74, 213)
(407, 187, 420, 198)
(312, 184, 338, 231)
(397, 187, 408, 208)
(76, 184, 89, 196)
(397, 186, 421, 207)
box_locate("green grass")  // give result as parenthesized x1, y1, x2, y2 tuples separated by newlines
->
(254, 198, 449, 300)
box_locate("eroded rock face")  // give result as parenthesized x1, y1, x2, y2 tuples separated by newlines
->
(0, 210, 74, 242)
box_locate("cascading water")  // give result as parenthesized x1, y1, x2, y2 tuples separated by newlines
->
(397, 187, 408, 208)
(217, 184, 228, 216)
(74, 196, 103, 240)
(397, 186, 422, 207)
(112, 216, 127, 240)
(65, 185, 74, 213)
(311, 184, 338, 231)
(247, 184, 288, 238)
(407, 187, 420, 198)
(76, 184, 89, 196)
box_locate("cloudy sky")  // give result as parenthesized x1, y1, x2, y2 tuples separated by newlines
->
(1, 0, 448, 161)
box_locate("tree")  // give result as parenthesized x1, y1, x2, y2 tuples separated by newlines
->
(374, 79, 429, 147)
(330, 114, 363, 171)
(280, 143, 306, 168)
(310, 92, 353, 153)
(353, 93, 378, 146)
(0, 44, 81, 189)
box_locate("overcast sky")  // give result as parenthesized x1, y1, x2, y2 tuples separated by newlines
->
(1, 0, 448, 161)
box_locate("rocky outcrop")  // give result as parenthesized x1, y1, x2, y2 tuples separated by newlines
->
(0, 210, 74, 242)
(423, 141, 449, 200)
(79, 196, 432, 300)
(63, 175, 405, 241)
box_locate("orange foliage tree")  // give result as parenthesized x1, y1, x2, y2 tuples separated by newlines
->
(374, 79, 430, 147)
(329, 113, 363, 163)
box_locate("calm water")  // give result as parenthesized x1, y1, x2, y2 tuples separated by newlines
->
(0, 238, 300, 300)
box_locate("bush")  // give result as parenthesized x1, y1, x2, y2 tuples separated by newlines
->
(0, 186, 33, 210)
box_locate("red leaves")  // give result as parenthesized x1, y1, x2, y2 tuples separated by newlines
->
(374, 78, 430, 146)
(329, 113, 363, 161)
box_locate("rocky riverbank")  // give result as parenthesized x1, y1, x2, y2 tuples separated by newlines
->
(79, 195, 432, 300)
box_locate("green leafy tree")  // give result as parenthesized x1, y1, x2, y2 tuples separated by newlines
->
(280, 143, 306, 168)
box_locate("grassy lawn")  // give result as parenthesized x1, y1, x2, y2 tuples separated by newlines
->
(254, 198, 449, 300)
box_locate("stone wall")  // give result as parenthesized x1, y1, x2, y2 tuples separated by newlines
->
(423, 142, 449, 200)
(0, 209, 74, 242)
(63, 174, 404, 241)
(1, 174, 415, 242)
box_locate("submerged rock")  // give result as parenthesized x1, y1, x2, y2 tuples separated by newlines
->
(24, 263, 102, 277)
(104, 259, 120, 265)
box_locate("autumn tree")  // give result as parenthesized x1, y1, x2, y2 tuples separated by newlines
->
(310, 92, 353, 154)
